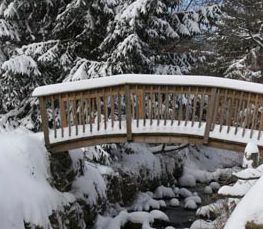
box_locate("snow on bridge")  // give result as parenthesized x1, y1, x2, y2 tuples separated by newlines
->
(33, 74, 263, 153)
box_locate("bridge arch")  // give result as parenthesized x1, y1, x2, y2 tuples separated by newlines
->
(33, 74, 263, 153)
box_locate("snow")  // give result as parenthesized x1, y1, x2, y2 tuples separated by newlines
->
(169, 198, 180, 207)
(178, 188, 193, 198)
(179, 174, 196, 187)
(131, 192, 166, 211)
(32, 74, 263, 97)
(190, 219, 215, 229)
(210, 182, 221, 191)
(204, 186, 213, 195)
(154, 185, 175, 199)
(243, 141, 259, 168)
(224, 175, 263, 228)
(184, 199, 197, 209)
(218, 179, 257, 197)
(0, 133, 75, 229)
(185, 196, 201, 205)
(71, 161, 107, 205)
(233, 168, 262, 180)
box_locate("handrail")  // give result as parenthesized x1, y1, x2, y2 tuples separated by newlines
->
(32, 74, 263, 97)
(33, 75, 263, 153)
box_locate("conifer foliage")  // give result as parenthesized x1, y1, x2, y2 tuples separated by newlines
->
(0, 0, 221, 130)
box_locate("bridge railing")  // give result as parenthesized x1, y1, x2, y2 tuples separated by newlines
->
(33, 75, 263, 152)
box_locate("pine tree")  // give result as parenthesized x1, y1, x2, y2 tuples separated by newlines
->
(0, 0, 221, 130)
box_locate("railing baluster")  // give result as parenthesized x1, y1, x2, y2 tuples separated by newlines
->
(219, 89, 228, 132)
(74, 93, 78, 136)
(242, 93, 251, 137)
(164, 86, 168, 126)
(81, 92, 85, 133)
(178, 87, 183, 126)
(258, 99, 263, 140)
(191, 87, 198, 127)
(96, 91, 100, 131)
(211, 88, 220, 131)
(88, 92, 92, 132)
(125, 84, 132, 140)
(59, 94, 65, 138)
(51, 95, 56, 139)
(136, 85, 139, 128)
(185, 87, 191, 126)
(103, 88, 107, 130)
(227, 91, 235, 134)
(235, 91, 243, 134)
(158, 86, 161, 126)
(172, 86, 176, 125)
(67, 94, 71, 137)
(111, 87, 115, 128)
(250, 94, 259, 138)
(118, 87, 122, 130)
(160, 87, 163, 120)
(198, 88, 206, 128)
(150, 86, 153, 126)
(143, 86, 146, 126)
(232, 93, 239, 134)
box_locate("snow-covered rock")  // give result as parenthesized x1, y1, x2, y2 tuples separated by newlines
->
(169, 198, 180, 207)
(218, 179, 257, 197)
(154, 186, 175, 199)
(233, 168, 262, 180)
(185, 196, 201, 205)
(243, 141, 259, 168)
(179, 174, 196, 187)
(196, 200, 225, 218)
(178, 188, 192, 198)
(204, 186, 213, 195)
(184, 199, 197, 209)
(209, 181, 220, 191)
(190, 219, 215, 229)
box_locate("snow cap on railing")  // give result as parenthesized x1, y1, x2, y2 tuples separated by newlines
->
(32, 74, 263, 97)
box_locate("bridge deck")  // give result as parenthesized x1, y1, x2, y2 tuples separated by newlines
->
(32, 74, 263, 153)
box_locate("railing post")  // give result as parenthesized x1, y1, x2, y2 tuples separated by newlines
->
(125, 84, 132, 141)
(39, 96, 50, 148)
(203, 88, 217, 144)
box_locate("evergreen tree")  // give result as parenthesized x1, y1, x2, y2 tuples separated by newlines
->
(0, 0, 221, 130)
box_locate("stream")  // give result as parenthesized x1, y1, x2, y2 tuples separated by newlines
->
(163, 183, 221, 228)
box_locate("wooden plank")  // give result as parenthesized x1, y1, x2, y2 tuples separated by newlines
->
(139, 87, 144, 119)
(74, 94, 78, 136)
(96, 91, 100, 131)
(191, 87, 198, 127)
(150, 86, 153, 125)
(143, 86, 146, 126)
(88, 93, 92, 132)
(185, 87, 191, 126)
(125, 85, 132, 141)
(211, 88, 220, 131)
(198, 88, 206, 128)
(235, 91, 243, 135)
(250, 94, 259, 138)
(136, 85, 139, 127)
(81, 93, 85, 133)
(232, 94, 239, 134)
(219, 89, 228, 132)
(67, 94, 71, 137)
(160, 87, 163, 120)
(111, 87, 115, 128)
(227, 90, 235, 134)
(164, 86, 169, 126)
(242, 93, 251, 137)
(258, 105, 263, 140)
(103, 89, 107, 130)
(51, 95, 56, 139)
(39, 97, 50, 147)
(158, 86, 161, 126)
(118, 87, 122, 130)
(178, 87, 183, 126)
(59, 94, 65, 137)
(172, 86, 176, 126)
(204, 88, 216, 144)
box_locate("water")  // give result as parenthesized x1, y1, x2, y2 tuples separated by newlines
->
(163, 184, 220, 228)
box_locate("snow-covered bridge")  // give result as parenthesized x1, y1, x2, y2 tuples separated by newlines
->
(33, 74, 263, 153)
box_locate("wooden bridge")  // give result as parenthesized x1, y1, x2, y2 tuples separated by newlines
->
(33, 74, 263, 153)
